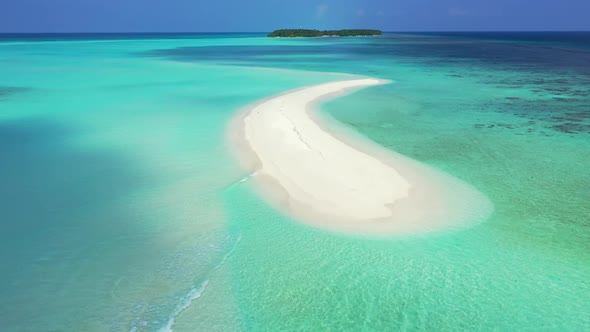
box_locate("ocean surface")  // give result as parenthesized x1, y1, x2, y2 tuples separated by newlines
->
(0, 32, 588, 331)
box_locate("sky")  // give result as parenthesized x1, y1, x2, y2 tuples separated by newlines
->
(1, 0, 589, 33)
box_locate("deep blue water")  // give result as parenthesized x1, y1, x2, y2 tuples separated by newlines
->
(145, 32, 590, 135)
(142, 32, 590, 74)
(408, 31, 590, 47)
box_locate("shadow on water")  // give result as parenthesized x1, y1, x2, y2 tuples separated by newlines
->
(0, 119, 150, 330)
(0, 86, 30, 98)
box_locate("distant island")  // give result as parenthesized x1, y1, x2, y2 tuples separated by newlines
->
(268, 29, 382, 38)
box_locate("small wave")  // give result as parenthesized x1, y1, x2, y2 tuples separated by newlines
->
(214, 234, 242, 271)
(158, 234, 242, 332)
(225, 172, 256, 191)
(159, 280, 210, 332)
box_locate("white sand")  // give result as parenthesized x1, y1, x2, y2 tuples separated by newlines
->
(231, 78, 492, 235)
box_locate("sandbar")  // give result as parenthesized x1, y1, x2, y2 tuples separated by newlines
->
(230, 78, 492, 235)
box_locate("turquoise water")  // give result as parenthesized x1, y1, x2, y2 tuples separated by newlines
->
(0, 33, 588, 331)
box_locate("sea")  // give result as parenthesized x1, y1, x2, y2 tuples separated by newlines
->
(0, 32, 588, 331)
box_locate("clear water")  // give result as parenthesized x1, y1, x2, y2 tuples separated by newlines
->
(0, 33, 588, 331)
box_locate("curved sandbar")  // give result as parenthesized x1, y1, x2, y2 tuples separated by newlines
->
(232, 79, 492, 235)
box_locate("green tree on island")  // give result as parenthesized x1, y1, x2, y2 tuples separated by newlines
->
(268, 29, 382, 38)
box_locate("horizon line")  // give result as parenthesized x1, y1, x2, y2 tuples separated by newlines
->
(1, 30, 589, 34)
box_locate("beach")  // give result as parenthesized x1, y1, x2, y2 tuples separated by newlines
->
(233, 78, 492, 235)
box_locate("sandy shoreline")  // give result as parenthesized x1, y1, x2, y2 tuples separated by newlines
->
(229, 78, 492, 235)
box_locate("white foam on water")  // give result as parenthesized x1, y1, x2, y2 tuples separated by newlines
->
(158, 234, 242, 332)
(159, 280, 210, 332)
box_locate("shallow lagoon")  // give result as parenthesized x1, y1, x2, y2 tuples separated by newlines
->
(0, 33, 588, 331)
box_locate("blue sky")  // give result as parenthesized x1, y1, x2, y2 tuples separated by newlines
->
(1, 0, 589, 32)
